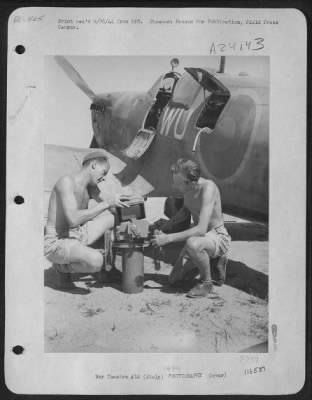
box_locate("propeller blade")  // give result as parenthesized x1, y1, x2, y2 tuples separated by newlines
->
(54, 56, 96, 101)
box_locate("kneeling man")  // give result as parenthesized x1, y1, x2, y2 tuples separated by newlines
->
(44, 150, 130, 289)
(151, 159, 231, 298)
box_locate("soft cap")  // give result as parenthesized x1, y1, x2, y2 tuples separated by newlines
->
(82, 149, 108, 165)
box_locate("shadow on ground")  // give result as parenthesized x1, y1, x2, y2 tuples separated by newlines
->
(44, 267, 91, 295)
(44, 265, 126, 293)
(225, 222, 268, 242)
(226, 260, 268, 300)
(144, 242, 268, 300)
(144, 272, 197, 294)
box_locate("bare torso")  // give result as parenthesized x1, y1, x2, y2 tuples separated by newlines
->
(183, 178, 224, 231)
(46, 175, 90, 234)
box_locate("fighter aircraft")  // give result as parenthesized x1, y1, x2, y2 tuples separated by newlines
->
(45, 56, 269, 223)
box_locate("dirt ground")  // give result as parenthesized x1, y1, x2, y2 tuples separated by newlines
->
(44, 198, 268, 353)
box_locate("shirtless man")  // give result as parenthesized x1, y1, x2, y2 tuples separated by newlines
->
(44, 149, 130, 289)
(151, 158, 231, 298)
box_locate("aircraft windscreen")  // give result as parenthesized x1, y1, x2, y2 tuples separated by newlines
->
(171, 74, 200, 107)
(147, 75, 164, 98)
(162, 76, 176, 91)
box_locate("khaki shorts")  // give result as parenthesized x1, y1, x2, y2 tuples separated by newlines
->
(206, 225, 231, 258)
(44, 225, 88, 264)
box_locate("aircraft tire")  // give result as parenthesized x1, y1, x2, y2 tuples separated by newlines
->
(164, 196, 184, 218)
(163, 196, 191, 233)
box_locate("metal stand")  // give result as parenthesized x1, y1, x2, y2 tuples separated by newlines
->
(113, 240, 150, 294)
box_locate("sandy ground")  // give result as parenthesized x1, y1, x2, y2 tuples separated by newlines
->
(44, 198, 268, 353)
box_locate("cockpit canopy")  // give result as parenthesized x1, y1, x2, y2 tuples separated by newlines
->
(157, 71, 181, 98)
(170, 68, 231, 129)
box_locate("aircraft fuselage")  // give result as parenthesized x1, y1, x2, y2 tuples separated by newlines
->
(91, 71, 269, 222)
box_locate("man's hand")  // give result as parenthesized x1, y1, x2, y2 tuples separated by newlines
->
(151, 232, 170, 248)
(106, 194, 131, 208)
(151, 218, 170, 232)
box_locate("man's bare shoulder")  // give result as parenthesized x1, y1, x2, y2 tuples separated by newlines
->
(200, 179, 217, 193)
(54, 175, 75, 193)
(199, 179, 218, 203)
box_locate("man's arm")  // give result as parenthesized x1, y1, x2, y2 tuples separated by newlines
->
(88, 185, 131, 207)
(56, 177, 114, 228)
(151, 182, 216, 246)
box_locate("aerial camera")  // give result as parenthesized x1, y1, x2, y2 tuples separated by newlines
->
(115, 196, 150, 242)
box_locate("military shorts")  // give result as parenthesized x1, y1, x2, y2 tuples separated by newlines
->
(44, 225, 88, 264)
(205, 225, 231, 258)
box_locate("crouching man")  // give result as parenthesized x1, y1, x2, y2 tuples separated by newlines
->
(44, 150, 130, 289)
(151, 159, 231, 298)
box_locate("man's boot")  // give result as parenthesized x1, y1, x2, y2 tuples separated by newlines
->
(54, 264, 76, 290)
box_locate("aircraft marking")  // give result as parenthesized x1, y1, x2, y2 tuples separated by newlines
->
(160, 106, 193, 139)
(160, 107, 179, 136)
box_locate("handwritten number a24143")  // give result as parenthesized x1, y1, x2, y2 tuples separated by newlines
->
(209, 38, 264, 54)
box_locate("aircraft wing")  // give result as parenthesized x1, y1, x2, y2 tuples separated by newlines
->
(44, 144, 154, 220)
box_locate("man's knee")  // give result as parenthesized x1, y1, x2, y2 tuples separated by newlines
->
(88, 251, 103, 272)
(186, 236, 217, 258)
(185, 237, 202, 254)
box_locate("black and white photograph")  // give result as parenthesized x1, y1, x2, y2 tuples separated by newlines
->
(5, 7, 306, 395)
(44, 55, 269, 353)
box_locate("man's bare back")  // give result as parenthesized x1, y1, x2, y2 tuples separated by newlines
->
(183, 178, 224, 231)
(46, 175, 90, 235)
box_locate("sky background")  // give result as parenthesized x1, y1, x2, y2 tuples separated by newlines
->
(44, 56, 269, 148)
